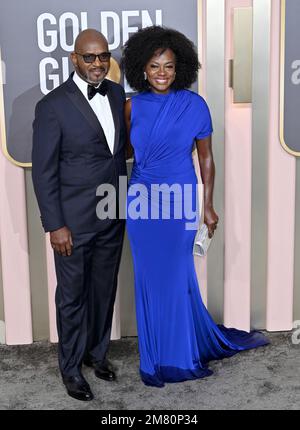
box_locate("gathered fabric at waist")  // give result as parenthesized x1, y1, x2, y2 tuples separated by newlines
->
(127, 159, 200, 224)
(130, 158, 197, 188)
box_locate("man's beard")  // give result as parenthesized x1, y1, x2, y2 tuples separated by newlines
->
(77, 66, 108, 86)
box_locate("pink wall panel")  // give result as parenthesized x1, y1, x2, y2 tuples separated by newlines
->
(224, 0, 253, 331)
(45, 238, 58, 343)
(0, 155, 32, 344)
(266, 0, 295, 331)
(0, 51, 33, 344)
(193, 0, 208, 306)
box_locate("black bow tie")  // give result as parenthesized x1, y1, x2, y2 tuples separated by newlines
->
(87, 80, 108, 100)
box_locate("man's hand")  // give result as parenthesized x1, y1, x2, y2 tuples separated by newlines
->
(50, 226, 73, 256)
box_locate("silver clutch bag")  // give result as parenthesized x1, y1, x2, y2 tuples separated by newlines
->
(193, 223, 212, 257)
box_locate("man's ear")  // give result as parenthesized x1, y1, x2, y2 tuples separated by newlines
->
(70, 52, 77, 68)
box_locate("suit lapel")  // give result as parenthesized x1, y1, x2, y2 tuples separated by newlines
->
(106, 81, 120, 155)
(64, 74, 108, 147)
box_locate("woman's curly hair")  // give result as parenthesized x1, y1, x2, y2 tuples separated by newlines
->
(121, 26, 200, 92)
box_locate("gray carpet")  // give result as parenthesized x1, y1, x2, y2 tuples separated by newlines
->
(0, 333, 299, 410)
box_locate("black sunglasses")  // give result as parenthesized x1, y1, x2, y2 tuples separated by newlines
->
(75, 52, 112, 63)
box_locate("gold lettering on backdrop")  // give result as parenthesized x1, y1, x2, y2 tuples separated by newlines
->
(37, 10, 163, 94)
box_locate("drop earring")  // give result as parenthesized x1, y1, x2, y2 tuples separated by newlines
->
(144, 72, 147, 80)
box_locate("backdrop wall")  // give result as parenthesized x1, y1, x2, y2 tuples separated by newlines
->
(0, 0, 299, 345)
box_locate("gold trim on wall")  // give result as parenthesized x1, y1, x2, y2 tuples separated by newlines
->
(232, 7, 253, 103)
(279, 0, 300, 157)
(107, 57, 121, 84)
(0, 48, 31, 167)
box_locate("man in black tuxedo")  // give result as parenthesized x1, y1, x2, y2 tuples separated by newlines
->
(32, 29, 127, 401)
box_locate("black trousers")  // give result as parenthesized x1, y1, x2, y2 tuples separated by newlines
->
(54, 220, 125, 377)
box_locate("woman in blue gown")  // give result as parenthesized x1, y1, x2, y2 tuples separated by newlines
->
(122, 26, 269, 387)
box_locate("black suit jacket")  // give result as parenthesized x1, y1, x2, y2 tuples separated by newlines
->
(32, 73, 127, 233)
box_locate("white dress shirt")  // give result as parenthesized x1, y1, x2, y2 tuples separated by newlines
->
(73, 72, 115, 154)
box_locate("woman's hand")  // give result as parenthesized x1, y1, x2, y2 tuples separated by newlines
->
(204, 206, 219, 238)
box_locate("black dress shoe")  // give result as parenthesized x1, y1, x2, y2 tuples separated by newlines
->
(62, 375, 94, 401)
(83, 359, 116, 382)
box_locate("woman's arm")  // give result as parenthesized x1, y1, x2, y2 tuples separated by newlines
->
(195, 135, 219, 237)
(124, 98, 134, 160)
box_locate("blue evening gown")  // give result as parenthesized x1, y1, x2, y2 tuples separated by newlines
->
(126, 89, 269, 387)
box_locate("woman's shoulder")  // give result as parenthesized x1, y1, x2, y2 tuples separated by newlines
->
(179, 89, 211, 115)
(182, 89, 209, 104)
(125, 92, 148, 119)
(130, 91, 151, 100)
(128, 92, 154, 108)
